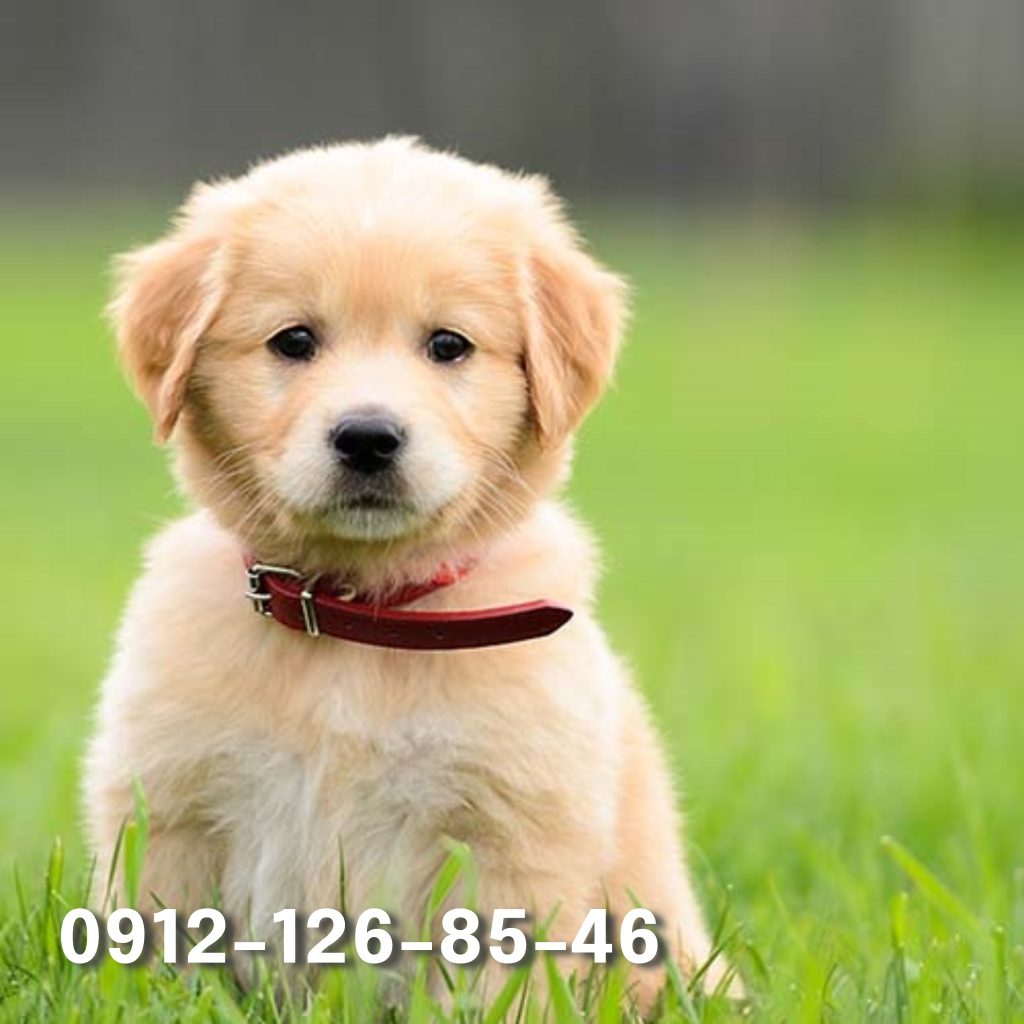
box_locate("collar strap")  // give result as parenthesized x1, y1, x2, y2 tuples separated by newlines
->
(244, 560, 573, 651)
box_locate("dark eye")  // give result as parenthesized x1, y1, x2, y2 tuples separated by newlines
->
(268, 325, 317, 361)
(426, 329, 474, 364)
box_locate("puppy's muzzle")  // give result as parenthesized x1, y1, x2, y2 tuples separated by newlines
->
(329, 410, 406, 475)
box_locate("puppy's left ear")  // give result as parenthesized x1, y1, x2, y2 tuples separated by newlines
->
(522, 235, 628, 449)
(108, 229, 225, 442)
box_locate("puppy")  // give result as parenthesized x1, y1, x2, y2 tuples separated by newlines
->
(85, 138, 730, 1006)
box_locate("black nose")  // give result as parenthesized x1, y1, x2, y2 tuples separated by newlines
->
(329, 413, 406, 474)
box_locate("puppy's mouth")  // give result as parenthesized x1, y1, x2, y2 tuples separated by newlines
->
(338, 493, 406, 512)
(273, 453, 468, 543)
(312, 481, 424, 540)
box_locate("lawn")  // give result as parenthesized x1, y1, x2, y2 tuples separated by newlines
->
(1, 209, 1022, 1020)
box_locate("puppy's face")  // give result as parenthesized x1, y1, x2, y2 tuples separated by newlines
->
(198, 197, 531, 544)
(111, 140, 625, 564)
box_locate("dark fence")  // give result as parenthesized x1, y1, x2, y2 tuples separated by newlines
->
(3, 0, 1023, 203)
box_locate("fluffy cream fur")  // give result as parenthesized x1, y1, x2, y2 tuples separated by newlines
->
(85, 138, 731, 1006)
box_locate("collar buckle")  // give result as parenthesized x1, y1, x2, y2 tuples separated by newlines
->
(245, 563, 321, 638)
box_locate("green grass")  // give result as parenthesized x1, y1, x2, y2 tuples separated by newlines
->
(2, 209, 1023, 1020)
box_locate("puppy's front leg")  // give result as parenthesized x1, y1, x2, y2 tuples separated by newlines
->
(86, 754, 224, 915)
(426, 847, 602, 1008)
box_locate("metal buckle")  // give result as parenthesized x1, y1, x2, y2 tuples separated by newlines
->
(246, 563, 300, 616)
(299, 581, 321, 638)
(245, 564, 332, 638)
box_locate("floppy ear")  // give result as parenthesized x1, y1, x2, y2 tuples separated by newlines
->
(522, 240, 628, 448)
(108, 230, 225, 442)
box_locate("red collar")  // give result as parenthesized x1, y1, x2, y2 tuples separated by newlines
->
(244, 558, 573, 651)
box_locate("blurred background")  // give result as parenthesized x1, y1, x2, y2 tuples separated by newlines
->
(2, 1, 1022, 1017)
(4, 0, 1024, 209)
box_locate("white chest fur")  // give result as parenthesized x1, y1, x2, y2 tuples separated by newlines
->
(209, 710, 474, 932)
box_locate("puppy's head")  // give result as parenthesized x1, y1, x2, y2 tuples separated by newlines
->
(110, 139, 626, 566)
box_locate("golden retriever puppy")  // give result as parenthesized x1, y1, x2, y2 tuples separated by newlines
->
(84, 138, 730, 1006)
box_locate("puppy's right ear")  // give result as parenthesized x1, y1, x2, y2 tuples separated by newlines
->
(108, 229, 225, 442)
